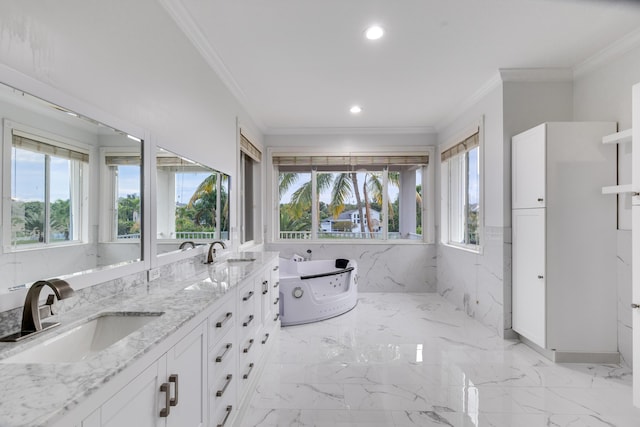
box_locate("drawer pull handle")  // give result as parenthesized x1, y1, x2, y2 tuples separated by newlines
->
(169, 374, 179, 407)
(273, 265, 279, 271)
(243, 363, 254, 380)
(262, 333, 270, 344)
(243, 291, 254, 301)
(273, 313, 280, 322)
(274, 297, 280, 305)
(243, 314, 254, 327)
(243, 338, 254, 353)
(262, 280, 269, 294)
(273, 281, 279, 288)
(217, 405, 233, 427)
(216, 374, 233, 397)
(216, 343, 232, 363)
(215, 312, 232, 328)
(537, 275, 544, 279)
(159, 382, 171, 417)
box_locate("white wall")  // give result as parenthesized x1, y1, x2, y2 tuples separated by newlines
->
(437, 84, 506, 336)
(265, 132, 437, 293)
(573, 42, 640, 367)
(0, 0, 262, 310)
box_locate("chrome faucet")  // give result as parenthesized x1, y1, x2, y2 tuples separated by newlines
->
(0, 278, 75, 342)
(206, 240, 227, 264)
(179, 241, 196, 249)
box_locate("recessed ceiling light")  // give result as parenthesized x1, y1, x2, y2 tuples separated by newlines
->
(350, 105, 362, 114)
(365, 25, 384, 40)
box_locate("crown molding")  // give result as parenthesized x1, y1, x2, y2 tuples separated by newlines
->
(435, 72, 502, 132)
(573, 27, 640, 78)
(499, 68, 573, 82)
(158, 0, 266, 132)
(264, 125, 437, 136)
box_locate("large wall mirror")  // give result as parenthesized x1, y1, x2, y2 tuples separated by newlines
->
(156, 147, 229, 255)
(0, 81, 143, 294)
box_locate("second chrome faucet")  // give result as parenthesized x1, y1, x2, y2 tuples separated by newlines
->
(206, 240, 227, 264)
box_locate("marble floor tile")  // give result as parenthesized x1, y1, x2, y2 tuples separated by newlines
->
(241, 293, 640, 427)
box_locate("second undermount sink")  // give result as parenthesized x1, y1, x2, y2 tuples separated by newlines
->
(1, 312, 163, 363)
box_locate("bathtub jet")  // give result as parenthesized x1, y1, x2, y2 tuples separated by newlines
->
(278, 258, 358, 326)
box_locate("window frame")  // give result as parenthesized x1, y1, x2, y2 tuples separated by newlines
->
(267, 146, 435, 245)
(2, 120, 90, 253)
(440, 119, 484, 253)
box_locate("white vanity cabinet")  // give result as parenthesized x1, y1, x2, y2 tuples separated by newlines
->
(511, 122, 618, 361)
(54, 255, 280, 427)
(100, 322, 206, 427)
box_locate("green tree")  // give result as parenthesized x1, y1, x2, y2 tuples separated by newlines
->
(118, 194, 140, 236)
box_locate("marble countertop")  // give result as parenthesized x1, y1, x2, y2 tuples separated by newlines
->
(0, 251, 278, 427)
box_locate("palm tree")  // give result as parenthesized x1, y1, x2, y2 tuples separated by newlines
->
(186, 173, 229, 232)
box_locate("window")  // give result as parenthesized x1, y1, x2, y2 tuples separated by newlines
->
(8, 128, 88, 250)
(240, 132, 262, 245)
(274, 153, 429, 242)
(104, 154, 141, 240)
(441, 129, 481, 249)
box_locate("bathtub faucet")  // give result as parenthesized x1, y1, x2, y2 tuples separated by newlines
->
(305, 249, 312, 261)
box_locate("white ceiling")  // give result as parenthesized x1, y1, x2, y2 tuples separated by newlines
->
(165, 0, 640, 133)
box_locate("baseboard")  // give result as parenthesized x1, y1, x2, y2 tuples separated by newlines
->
(519, 335, 620, 364)
(552, 351, 620, 364)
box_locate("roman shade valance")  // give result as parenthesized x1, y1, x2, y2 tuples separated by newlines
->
(272, 153, 429, 170)
(440, 130, 479, 162)
(240, 133, 262, 162)
(12, 130, 89, 163)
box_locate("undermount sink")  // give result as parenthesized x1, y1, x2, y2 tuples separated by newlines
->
(1, 312, 163, 363)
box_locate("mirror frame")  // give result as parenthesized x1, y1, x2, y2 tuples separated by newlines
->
(0, 64, 151, 312)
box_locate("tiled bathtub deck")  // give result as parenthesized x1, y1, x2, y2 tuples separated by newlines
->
(242, 293, 640, 427)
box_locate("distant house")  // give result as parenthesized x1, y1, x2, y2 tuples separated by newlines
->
(320, 209, 381, 233)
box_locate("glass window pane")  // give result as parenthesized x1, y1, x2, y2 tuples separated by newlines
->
(11, 147, 45, 247)
(318, 171, 382, 240)
(391, 168, 423, 241)
(48, 156, 72, 242)
(116, 165, 141, 239)
(466, 147, 480, 245)
(448, 154, 465, 243)
(220, 174, 230, 241)
(279, 172, 312, 239)
(174, 171, 217, 240)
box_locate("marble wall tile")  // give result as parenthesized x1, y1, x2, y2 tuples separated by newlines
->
(0, 254, 205, 338)
(267, 243, 437, 293)
(437, 226, 506, 338)
(617, 230, 632, 368)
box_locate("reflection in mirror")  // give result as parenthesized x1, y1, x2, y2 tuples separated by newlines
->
(0, 82, 142, 294)
(156, 148, 229, 255)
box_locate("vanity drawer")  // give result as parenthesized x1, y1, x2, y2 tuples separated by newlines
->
(208, 328, 236, 385)
(209, 378, 236, 427)
(208, 293, 235, 350)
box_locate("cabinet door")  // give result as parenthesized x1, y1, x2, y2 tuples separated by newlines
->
(101, 357, 165, 427)
(512, 208, 546, 348)
(512, 124, 546, 209)
(166, 323, 207, 427)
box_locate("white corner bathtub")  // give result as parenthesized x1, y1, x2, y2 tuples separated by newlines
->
(278, 258, 358, 326)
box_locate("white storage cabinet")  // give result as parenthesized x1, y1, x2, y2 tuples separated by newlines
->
(512, 122, 617, 360)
